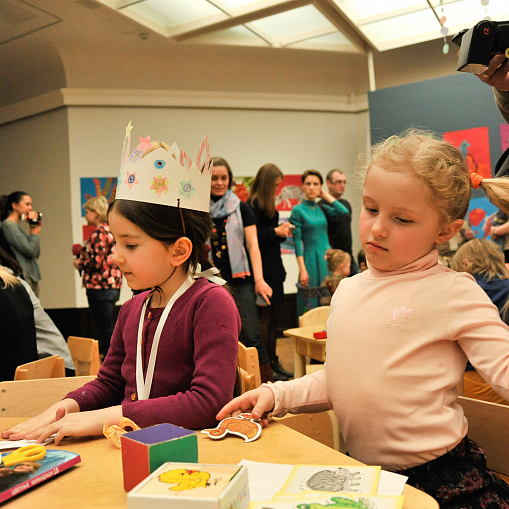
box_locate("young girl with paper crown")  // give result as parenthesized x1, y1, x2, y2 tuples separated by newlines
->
(2, 126, 240, 445)
(218, 130, 509, 509)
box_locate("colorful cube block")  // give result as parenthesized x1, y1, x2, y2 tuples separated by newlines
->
(121, 423, 198, 491)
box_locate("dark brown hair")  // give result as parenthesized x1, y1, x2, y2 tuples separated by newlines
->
(109, 200, 212, 272)
(249, 163, 283, 218)
(0, 191, 29, 221)
(301, 169, 323, 185)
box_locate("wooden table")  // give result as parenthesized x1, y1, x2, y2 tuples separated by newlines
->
(283, 325, 327, 377)
(0, 418, 437, 509)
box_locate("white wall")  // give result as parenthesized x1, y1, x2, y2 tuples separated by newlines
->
(0, 108, 74, 308)
(68, 105, 368, 305)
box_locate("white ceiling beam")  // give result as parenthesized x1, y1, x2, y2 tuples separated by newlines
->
(244, 23, 278, 46)
(117, 0, 145, 8)
(312, 0, 374, 52)
(204, 0, 234, 16)
(167, 0, 312, 41)
(279, 26, 338, 47)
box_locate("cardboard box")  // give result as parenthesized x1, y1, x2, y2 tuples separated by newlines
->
(127, 462, 249, 509)
(121, 423, 198, 491)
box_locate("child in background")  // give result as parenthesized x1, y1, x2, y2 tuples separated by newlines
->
(2, 127, 240, 445)
(450, 238, 509, 405)
(357, 249, 367, 271)
(320, 249, 350, 305)
(219, 130, 509, 509)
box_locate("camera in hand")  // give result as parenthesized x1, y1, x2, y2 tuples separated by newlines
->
(453, 20, 509, 74)
(21, 212, 43, 226)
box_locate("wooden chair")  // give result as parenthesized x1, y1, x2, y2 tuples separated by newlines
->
(299, 305, 330, 327)
(67, 336, 100, 376)
(275, 411, 346, 453)
(237, 342, 261, 388)
(458, 396, 509, 478)
(238, 367, 257, 394)
(14, 355, 65, 380)
(0, 376, 96, 417)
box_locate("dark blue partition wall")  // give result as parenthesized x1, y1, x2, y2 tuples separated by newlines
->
(368, 73, 504, 172)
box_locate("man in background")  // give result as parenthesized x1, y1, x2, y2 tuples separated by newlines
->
(320, 169, 359, 275)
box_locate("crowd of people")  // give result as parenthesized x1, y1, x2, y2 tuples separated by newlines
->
(5, 52, 509, 509)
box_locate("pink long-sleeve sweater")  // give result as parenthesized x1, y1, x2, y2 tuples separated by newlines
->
(267, 250, 509, 471)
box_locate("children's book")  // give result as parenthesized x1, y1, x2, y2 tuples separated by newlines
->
(0, 449, 81, 503)
(280, 465, 381, 495)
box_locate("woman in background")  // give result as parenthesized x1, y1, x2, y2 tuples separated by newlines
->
(209, 157, 273, 383)
(74, 196, 122, 356)
(0, 192, 42, 296)
(290, 170, 349, 313)
(248, 163, 293, 381)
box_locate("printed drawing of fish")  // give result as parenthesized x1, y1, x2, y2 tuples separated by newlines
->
(201, 412, 262, 442)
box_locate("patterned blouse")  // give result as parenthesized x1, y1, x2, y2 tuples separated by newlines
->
(77, 223, 122, 290)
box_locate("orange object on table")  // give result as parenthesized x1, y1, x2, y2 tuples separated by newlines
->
(313, 331, 327, 339)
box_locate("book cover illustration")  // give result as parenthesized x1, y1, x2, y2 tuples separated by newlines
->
(0, 449, 81, 503)
(134, 463, 241, 498)
(281, 465, 381, 496)
(249, 493, 405, 509)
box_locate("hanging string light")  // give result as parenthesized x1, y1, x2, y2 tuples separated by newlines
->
(426, 0, 449, 54)
(481, 0, 491, 21)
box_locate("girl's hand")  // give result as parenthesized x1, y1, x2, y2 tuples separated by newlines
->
(275, 222, 292, 238)
(1, 399, 79, 441)
(255, 279, 273, 305)
(25, 406, 122, 445)
(73, 258, 81, 269)
(299, 268, 309, 287)
(216, 386, 275, 425)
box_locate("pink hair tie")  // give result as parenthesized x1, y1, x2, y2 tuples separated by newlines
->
(470, 172, 484, 189)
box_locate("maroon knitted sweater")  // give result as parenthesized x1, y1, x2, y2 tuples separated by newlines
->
(66, 278, 240, 429)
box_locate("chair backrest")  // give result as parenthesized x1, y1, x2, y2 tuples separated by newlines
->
(237, 342, 261, 388)
(67, 336, 100, 376)
(0, 375, 96, 417)
(14, 355, 65, 380)
(275, 410, 346, 453)
(238, 367, 257, 394)
(299, 306, 331, 327)
(458, 396, 509, 475)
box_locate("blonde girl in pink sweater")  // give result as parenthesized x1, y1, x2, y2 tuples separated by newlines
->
(219, 130, 509, 509)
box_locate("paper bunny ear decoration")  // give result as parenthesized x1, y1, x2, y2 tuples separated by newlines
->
(116, 122, 213, 213)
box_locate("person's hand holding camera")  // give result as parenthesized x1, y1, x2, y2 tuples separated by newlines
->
(475, 54, 509, 91)
(26, 211, 42, 234)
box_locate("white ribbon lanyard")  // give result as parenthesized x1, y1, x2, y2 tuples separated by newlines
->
(135, 274, 194, 401)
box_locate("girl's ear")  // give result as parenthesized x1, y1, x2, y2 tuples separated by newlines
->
(434, 219, 464, 245)
(169, 237, 193, 267)
(461, 258, 471, 272)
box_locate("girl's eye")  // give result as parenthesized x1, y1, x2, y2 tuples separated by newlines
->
(365, 206, 377, 214)
(126, 244, 136, 250)
(396, 217, 413, 224)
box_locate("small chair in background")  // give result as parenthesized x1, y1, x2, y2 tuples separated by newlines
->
(299, 305, 330, 328)
(14, 355, 65, 380)
(296, 283, 332, 314)
(237, 342, 261, 388)
(67, 336, 100, 376)
(0, 375, 96, 417)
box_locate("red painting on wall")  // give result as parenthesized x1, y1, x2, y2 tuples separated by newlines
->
(443, 126, 492, 178)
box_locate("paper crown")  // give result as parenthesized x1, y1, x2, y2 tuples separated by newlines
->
(115, 122, 213, 213)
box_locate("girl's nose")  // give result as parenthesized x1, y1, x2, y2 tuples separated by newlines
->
(112, 248, 124, 265)
(371, 216, 387, 237)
